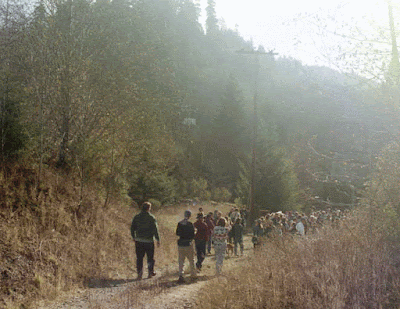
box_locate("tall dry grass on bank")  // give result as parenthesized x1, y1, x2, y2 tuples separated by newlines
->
(0, 163, 139, 308)
(0, 162, 233, 309)
(199, 210, 400, 309)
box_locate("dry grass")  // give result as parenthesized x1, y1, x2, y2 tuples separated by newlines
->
(0, 163, 134, 308)
(0, 162, 233, 308)
(198, 211, 400, 309)
(10, 160, 397, 309)
(0, 162, 133, 307)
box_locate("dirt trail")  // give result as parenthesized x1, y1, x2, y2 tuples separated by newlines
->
(37, 235, 254, 309)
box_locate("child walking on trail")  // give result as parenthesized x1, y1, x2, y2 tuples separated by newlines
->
(176, 210, 197, 283)
(231, 218, 244, 256)
(212, 217, 229, 275)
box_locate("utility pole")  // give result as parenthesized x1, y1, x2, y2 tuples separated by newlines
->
(236, 48, 278, 225)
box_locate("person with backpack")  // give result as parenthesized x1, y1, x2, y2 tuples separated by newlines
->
(130, 201, 160, 280)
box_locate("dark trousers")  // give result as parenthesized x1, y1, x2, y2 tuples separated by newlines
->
(195, 239, 207, 269)
(207, 239, 212, 254)
(135, 241, 155, 275)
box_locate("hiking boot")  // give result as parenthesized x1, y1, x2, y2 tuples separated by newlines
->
(137, 272, 143, 280)
(177, 276, 185, 284)
(148, 272, 156, 279)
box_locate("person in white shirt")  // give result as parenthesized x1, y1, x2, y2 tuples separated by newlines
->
(296, 217, 305, 236)
(212, 217, 229, 275)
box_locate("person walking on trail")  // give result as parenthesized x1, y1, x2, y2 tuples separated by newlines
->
(130, 201, 160, 280)
(205, 212, 215, 255)
(230, 207, 241, 224)
(252, 219, 263, 247)
(213, 209, 221, 225)
(212, 217, 229, 276)
(194, 212, 209, 271)
(296, 217, 305, 236)
(231, 218, 244, 256)
(176, 210, 197, 283)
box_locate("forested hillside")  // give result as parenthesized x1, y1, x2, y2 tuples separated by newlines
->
(2, 0, 392, 213)
(1, 0, 400, 307)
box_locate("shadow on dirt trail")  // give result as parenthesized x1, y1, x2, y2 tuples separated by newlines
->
(85, 278, 137, 288)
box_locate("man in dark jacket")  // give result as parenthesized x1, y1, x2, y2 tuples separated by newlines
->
(176, 210, 197, 283)
(131, 201, 160, 280)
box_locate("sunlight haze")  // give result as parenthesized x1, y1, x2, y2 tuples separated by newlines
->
(200, 0, 390, 67)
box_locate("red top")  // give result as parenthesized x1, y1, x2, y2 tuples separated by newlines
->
(205, 217, 215, 238)
(194, 220, 210, 241)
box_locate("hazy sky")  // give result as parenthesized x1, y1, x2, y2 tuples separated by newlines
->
(199, 0, 390, 67)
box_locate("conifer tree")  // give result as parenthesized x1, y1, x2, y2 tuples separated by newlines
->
(208, 75, 248, 191)
(205, 0, 218, 37)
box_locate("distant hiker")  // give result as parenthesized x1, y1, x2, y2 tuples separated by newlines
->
(194, 212, 209, 271)
(240, 209, 248, 227)
(296, 217, 305, 236)
(212, 217, 229, 275)
(228, 207, 235, 220)
(176, 210, 197, 283)
(205, 212, 215, 255)
(252, 219, 263, 247)
(213, 209, 220, 225)
(289, 220, 297, 235)
(130, 201, 160, 280)
(231, 218, 244, 256)
(226, 216, 235, 243)
(229, 207, 241, 223)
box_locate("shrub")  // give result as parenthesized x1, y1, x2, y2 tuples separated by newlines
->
(148, 198, 162, 210)
(212, 187, 232, 202)
(128, 173, 178, 204)
(189, 178, 211, 201)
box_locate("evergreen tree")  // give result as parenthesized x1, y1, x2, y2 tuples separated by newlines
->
(205, 0, 218, 37)
(255, 145, 300, 212)
(206, 75, 249, 193)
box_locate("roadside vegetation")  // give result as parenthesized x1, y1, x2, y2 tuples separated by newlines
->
(199, 212, 400, 308)
(198, 143, 400, 309)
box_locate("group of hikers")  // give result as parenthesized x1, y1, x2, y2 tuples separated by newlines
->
(252, 208, 347, 246)
(130, 202, 247, 283)
(130, 201, 346, 283)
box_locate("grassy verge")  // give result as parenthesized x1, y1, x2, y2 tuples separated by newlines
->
(198, 210, 400, 308)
